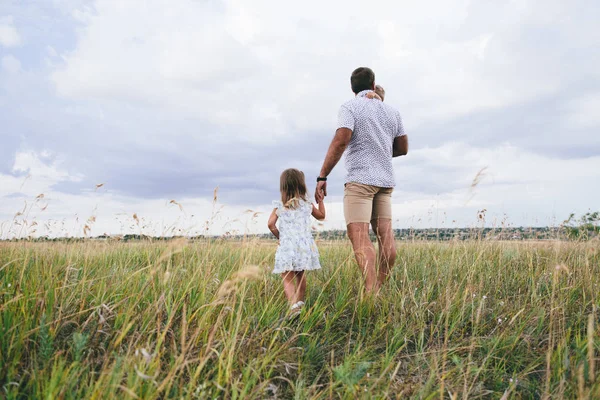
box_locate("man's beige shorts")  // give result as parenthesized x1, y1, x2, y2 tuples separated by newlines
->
(343, 182, 394, 225)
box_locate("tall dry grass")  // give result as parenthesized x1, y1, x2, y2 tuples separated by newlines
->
(0, 239, 598, 398)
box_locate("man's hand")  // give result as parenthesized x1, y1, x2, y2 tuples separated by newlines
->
(315, 180, 327, 202)
(393, 135, 409, 157)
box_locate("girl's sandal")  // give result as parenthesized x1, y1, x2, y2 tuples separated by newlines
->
(288, 301, 305, 320)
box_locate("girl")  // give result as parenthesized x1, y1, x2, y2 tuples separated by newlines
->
(268, 168, 326, 315)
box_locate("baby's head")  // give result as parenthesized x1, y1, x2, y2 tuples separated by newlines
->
(280, 168, 307, 209)
(374, 85, 385, 101)
(366, 85, 385, 101)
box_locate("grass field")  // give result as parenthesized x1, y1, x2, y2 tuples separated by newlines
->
(0, 239, 598, 399)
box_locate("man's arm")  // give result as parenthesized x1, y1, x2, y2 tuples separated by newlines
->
(315, 127, 352, 201)
(320, 127, 352, 177)
(393, 111, 408, 157)
(393, 135, 409, 157)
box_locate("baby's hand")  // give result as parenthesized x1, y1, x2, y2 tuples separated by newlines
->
(366, 92, 382, 101)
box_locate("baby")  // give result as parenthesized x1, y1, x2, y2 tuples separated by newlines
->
(366, 84, 385, 101)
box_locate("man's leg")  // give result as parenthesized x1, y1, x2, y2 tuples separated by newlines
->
(371, 218, 396, 287)
(344, 183, 379, 293)
(347, 222, 378, 293)
(371, 188, 396, 288)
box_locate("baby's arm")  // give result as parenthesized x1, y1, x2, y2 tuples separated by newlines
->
(311, 200, 326, 221)
(267, 209, 280, 239)
(366, 92, 382, 101)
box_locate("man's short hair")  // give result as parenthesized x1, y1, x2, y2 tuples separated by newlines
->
(350, 67, 375, 94)
(374, 85, 385, 101)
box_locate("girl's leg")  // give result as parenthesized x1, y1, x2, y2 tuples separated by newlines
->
(282, 271, 296, 304)
(294, 271, 306, 303)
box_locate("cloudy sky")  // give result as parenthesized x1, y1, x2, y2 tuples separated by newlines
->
(1, 0, 599, 238)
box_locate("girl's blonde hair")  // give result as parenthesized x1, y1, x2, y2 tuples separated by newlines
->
(280, 168, 308, 209)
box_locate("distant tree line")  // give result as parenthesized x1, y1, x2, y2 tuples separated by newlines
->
(3, 212, 598, 243)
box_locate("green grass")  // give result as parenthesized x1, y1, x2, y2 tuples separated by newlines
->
(0, 239, 598, 399)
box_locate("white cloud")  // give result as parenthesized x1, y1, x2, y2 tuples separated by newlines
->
(1, 54, 21, 73)
(393, 142, 600, 225)
(0, 16, 21, 47)
(51, 0, 597, 136)
(52, 1, 271, 138)
(566, 93, 600, 128)
(0, 151, 266, 238)
(0, 150, 83, 197)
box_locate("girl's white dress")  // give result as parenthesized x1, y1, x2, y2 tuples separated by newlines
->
(272, 199, 321, 274)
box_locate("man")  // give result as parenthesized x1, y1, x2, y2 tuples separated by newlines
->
(315, 67, 408, 294)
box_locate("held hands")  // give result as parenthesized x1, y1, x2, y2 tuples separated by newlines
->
(315, 180, 327, 203)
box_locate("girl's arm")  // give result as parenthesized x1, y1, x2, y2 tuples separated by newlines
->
(312, 200, 326, 221)
(267, 209, 280, 239)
